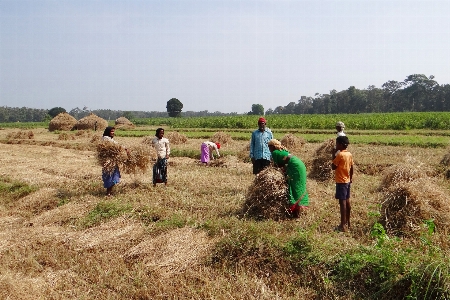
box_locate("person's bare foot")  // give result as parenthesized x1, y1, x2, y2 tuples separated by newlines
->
(334, 225, 346, 232)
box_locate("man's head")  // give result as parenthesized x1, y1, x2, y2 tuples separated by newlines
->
(258, 117, 266, 131)
(336, 135, 349, 150)
(155, 128, 165, 139)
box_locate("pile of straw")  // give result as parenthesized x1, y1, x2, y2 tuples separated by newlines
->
(115, 117, 134, 129)
(439, 150, 450, 178)
(48, 112, 77, 132)
(76, 113, 108, 131)
(57, 133, 75, 140)
(237, 142, 251, 163)
(243, 166, 290, 220)
(122, 145, 153, 174)
(379, 158, 450, 236)
(308, 138, 334, 181)
(280, 133, 306, 150)
(166, 131, 188, 144)
(208, 155, 239, 168)
(6, 130, 34, 140)
(211, 131, 232, 144)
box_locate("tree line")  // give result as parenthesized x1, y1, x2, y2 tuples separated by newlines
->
(265, 74, 450, 115)
(1, 74, 450, 123)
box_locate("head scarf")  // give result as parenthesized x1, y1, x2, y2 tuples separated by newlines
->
(103, 126, 115, 137)
(155, 128, 164, 137)
(268, 139, 287, 151)
(258, 117, 266, 124)
(336, 121, 345, 128)
(215, 142, 221, 149)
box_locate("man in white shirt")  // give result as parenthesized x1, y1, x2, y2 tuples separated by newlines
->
(151, 128, 170, 186)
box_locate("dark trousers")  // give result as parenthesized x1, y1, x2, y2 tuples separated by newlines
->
(252, 159, 271, 175)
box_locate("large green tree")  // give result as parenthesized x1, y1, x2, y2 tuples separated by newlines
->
(247, 104, 264, 115)
(166, 98, 183, 117)
(48, 107, 66, 118)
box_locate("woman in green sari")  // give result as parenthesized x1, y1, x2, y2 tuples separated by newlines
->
(268, 139, 309, 217)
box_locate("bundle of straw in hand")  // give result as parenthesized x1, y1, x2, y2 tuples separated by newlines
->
(122, 145, 153, 174)
(96, 141, 128, 174)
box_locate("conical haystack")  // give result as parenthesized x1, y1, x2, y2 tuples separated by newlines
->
(115, 117, 135, 129)
(243, 166, 290, 220)
(308, 138, 335, 181)
(76, 113, 108, 131)
(48, 112, 77, 132)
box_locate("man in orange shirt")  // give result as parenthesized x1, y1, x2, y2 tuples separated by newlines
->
(332, 136, 354, 232)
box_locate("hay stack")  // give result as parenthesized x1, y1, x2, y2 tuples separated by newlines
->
(243, 166, 290, 220)
(379, 158, 450, 236)
(76, 113, 108, 131)
(115, 117, 135, 129)
(308, 138, 335, 181)
(280, 133, 306, 150)
(237, 142, 251, 163)
(6, 130, 34, 140)
(48, 112, 77, 131)
(211, 131, 232, 144)
(166, 131, 188, 144)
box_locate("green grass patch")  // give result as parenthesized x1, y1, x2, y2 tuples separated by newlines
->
(0, 175, 38, 204)
(81, 200, 133, 228)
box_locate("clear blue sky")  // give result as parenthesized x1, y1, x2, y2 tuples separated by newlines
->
(1, 0, 450, 114)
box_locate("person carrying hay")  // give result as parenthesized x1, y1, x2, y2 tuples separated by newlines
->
(268, 139, 309, 218)
(331, 136, 354, 232)
(250, 117, 273, 175)
(101, 126, 128, 196)
(200, 141, 220, 165)
(151, 128, 170, 186)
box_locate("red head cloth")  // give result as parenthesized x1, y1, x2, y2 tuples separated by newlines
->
(215, 142, 221, 149)
(258, 117, 266, 124)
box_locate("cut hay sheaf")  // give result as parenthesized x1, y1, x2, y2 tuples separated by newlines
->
(6, 130, 34, 140)
(237, 142, 251, 163)
(122, 145, 153, 174)
(308, 138, 334, 181)
(166, 131, 188, 145)
(379, 158, 450, 237)
(96, 141, 153, 174)
(76, 113, 108, 131)
(280, 133, 306, 150)
(243, 166, 290, 220)
(48, 112, 77, 132)
(211, 131, 232, 144)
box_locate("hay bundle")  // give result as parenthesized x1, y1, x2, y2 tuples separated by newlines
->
(75, 129, 93, 138)
(96, 141, 128, 174)
(122, 145, 153, 174)
(208, 155, 239, 168)
(76, 113, 108, 131)
(58, 132, 75, 140)
(115, 117, 135, 129)
(378, 157, 430, 191)
(243, 166, 290, 220)
(90, 135, 102, 144)
(280, 133, 306, 150)
(166, 131, 188, 144)
(308, 138, 335, 181)
(211, 131, 232, 144)
(237, 142, 251, 163)
(439, 150, 450, 178)
(6, 130, 34, 140)
(48, 112, 77, 131)
(380, 178, 450, 237)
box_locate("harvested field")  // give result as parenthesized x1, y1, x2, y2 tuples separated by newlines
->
(0, 127, 450, 299)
